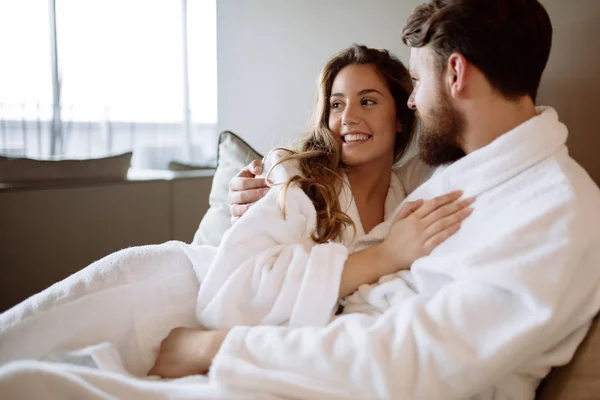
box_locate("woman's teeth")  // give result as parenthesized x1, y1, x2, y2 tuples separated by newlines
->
(344, 133, 371, 143)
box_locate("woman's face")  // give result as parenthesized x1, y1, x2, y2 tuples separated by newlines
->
(328, 63, 400, 168)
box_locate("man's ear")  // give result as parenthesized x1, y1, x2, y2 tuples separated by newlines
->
(446, 53, 468, 98)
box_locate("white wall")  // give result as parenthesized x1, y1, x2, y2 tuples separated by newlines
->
(216, 0, 422, 154)
(537, 0, 600, 184)
(217, 0, 600, 185)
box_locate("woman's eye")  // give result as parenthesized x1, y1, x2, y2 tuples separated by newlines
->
(331, 102, 341, 109)
(361, 99, 376, 106)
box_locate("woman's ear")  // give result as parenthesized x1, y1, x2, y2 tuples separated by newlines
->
(396, 120, 403, 134)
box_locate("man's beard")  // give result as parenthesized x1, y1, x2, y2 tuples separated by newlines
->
(418, 91, 466, 166)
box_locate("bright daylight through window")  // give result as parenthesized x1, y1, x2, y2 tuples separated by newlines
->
(0, 0, 217, 169)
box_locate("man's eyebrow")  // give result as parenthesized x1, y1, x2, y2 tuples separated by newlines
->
(409, 69, 418, 77)
(330, 89, 384, 98)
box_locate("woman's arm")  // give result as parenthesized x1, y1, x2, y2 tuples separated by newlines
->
(339, 192, 473, 298)
(208, 160, 472, 329)
(198, 166, 348, 330)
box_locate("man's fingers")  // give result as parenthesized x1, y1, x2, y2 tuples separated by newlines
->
(248, 159, 264, 175)
(230, 203, 253, 218)
(395, 199, 424, 221)
(234, 168, 255, 179)
(230, 160, 264, 181)
(414, 190, 463, 218)
(229, 177, 268, 191)
(228, 187, 270, 205)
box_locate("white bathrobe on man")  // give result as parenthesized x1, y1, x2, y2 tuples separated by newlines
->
(1, 107, 599, 400)
(207, 107, 600, 399)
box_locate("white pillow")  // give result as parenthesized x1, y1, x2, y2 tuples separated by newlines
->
(192, 131, 262, 246)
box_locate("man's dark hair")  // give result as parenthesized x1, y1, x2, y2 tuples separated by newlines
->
(402, 0, 552, 101)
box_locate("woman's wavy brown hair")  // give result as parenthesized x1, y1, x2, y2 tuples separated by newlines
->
(267, 44, 416, 244)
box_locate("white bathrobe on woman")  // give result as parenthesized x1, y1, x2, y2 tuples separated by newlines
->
(205, 107, 600, 400)
(195, 150, 407, 330)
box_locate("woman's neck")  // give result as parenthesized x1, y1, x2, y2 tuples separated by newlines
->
(346, 158, 393, 233)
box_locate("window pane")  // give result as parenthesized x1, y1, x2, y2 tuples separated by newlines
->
(0, 0, 217, 167)
(188, 0, 218, 125)
(56, 0, 184, 123)
(0, 0, 53, 157)
(0, 0, 53, 115)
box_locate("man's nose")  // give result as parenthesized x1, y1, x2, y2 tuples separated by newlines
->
(407, 92, 416, 111)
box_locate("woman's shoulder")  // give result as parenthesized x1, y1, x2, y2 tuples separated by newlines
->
(249, 150, 317, 224)
(392, 155, 436, 195)
(261, 149, 304, 185)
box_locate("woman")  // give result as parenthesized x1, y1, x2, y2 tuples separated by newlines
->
(150, 44, 473, 377)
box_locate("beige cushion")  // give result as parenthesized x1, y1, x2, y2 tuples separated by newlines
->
(168, 161, 215, 171)
(536, 315, 600, 399)
(192, 131, 262, 246)
(0, 152, 132, 183)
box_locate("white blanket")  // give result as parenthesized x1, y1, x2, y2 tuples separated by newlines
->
(206, 107, 600, 399)
(0, 242, 259, 399)
(0, 153, 407, 398)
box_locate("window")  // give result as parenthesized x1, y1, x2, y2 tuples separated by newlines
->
(0, 0, 217, 169)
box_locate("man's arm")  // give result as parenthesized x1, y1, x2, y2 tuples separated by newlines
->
(208, 200, 597, 399)
(228, 160, 269, 224)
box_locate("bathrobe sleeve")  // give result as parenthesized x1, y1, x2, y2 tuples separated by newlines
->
(196, 158, 349, 330)
(208, 190, 598, 399)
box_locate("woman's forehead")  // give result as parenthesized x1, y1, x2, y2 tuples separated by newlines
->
(331, 64, 389, 94)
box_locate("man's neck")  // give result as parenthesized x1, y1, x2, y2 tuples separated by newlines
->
(460, 95, 538, 154)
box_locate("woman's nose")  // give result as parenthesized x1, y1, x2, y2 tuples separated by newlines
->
(342, 105, 360, 126)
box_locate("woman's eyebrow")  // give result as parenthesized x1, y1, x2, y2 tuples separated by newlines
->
(357, 89, 384, 96)
(330, 89, 384, 98)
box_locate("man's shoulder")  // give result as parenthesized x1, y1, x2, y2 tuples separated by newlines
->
(552, 150, 600, 215)
(509, 150, 600, 241)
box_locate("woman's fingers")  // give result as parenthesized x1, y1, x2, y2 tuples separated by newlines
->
(423, 220, 462, 252)
(424, 206, 473, 240)
(421, 197, 475, 228)
(394, 199, 424, 221)
(413, 190, 463, 219)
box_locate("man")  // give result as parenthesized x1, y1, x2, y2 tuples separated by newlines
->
(151, 1, 600, 398)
